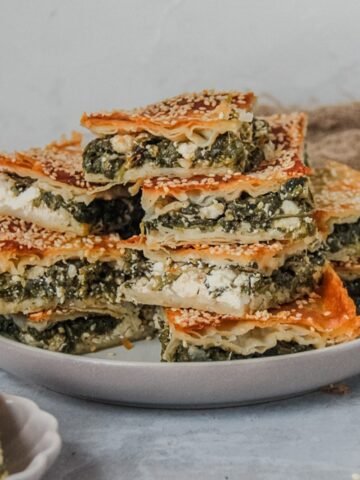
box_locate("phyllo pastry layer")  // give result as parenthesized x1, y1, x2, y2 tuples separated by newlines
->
(0, 133, 142, 236)
(141, 113, 315, 246)
(0, 216, 142, 315)
(313, 161, 360, 262)
(81, 90, 277, 184)
(0, 216, 324, 317)
(0, 305, 157, 355)
(333, 261, 360, 314)
(123, 238, 325, 316)
(159, 266, 360, 362)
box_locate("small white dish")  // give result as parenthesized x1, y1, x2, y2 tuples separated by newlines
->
(0, 394, 61, 479)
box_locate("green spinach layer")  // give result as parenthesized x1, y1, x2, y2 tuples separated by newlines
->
(159, 323, 313, 362)
(125, 250, 324, 307)
(0, 306, 157, 354)
(170, 342, 313, 362)
(145, 177, 315, 237)
(9, 173, 143, 237)
(326, 218, 360, 254)
(0, 314, 119, 353)
(8, 173, 36, 195)
(82, 119, 271, 179)
(33, 189, 143, 236)
(0, 260, 124, 304)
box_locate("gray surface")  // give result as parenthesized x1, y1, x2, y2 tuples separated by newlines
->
(1, 370, 360, 480)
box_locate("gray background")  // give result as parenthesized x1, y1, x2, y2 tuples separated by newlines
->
(0, 0, 359, 149)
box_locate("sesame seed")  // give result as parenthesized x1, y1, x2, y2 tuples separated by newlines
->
(312, 161, 360, 231)
(142, 112, 308, 193)
(84, 90, 255, 128)
(0, 216, 141, 256)
(0, 132, 104, 192)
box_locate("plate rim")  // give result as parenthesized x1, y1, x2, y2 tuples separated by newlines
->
(1, 334, 360, 368)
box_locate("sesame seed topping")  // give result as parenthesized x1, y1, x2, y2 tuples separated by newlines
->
(312, 160, 360, 218)
(0, 216, 138, 257)
(143, 112, 308, 192)
(175, 240, 292, 263)
(0, 132, 102, 191)
(84, 90, 255, 127)
(166, 267, 358, 332)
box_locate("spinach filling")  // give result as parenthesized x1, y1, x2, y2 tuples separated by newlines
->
(8, 173, 36, 195)
(127, 250, 324, 305)
(0, 314, 121, 354)
(0, 306, 157, 354)
(32, 189, 144, 236)
(170, 342, 314, 362)
(0, 260, 125, 304)
(8, 173, 143, 236)
(83, 137, 126, 179)
(343, 278, 360, 314)
(159, 324, 313, 362)
(145, 177, 315, 237)
(238, 251, 324, 301)
(326, 218, 360, 254)
(82, 118, 272, 179)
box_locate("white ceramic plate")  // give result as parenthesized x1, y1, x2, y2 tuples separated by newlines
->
(0, 393, 61, 479)
(1, 336, 360, 408)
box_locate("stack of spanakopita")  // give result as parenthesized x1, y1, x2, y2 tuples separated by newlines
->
(312, 160, 360, 314)
(81, 90, 360, 362)
(1, 90, 359, 360)
(0, 135, 154, 354)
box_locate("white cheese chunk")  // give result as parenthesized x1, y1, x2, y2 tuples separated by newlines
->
(237, 110, 253, 122)
(152, 262, 165, 275)
(27, 266, 46, 280)
(281, 200, 300, 215)
(273, 217, 301, 230)
(0, 173, 81, 232)
(206, 269, 236, 291)
(176, 142, 197, 160)
(199, 202, 225, 219)
(170, 272, 202, 298)
(219, 289, 248, 310)
(111, 134, 135, 154)
(1, 183, 40, 208)
(68, 264, 77, 278)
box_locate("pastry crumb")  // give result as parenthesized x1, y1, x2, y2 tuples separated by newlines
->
(321, 383, 351, 395)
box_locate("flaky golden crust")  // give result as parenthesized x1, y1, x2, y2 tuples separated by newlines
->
(142, 112, 309, 196)
(26, 303, 139, 324)
(81, 90, 256, 141)
(333, 261, 360, 280)
(0, 132, 116, 194)
(0, 216, 142, 267)
(145, 237, 318, 272)
(166, 266, 359, 341)
(313, 161, 360, 235)
(0, 215, 316, 274)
